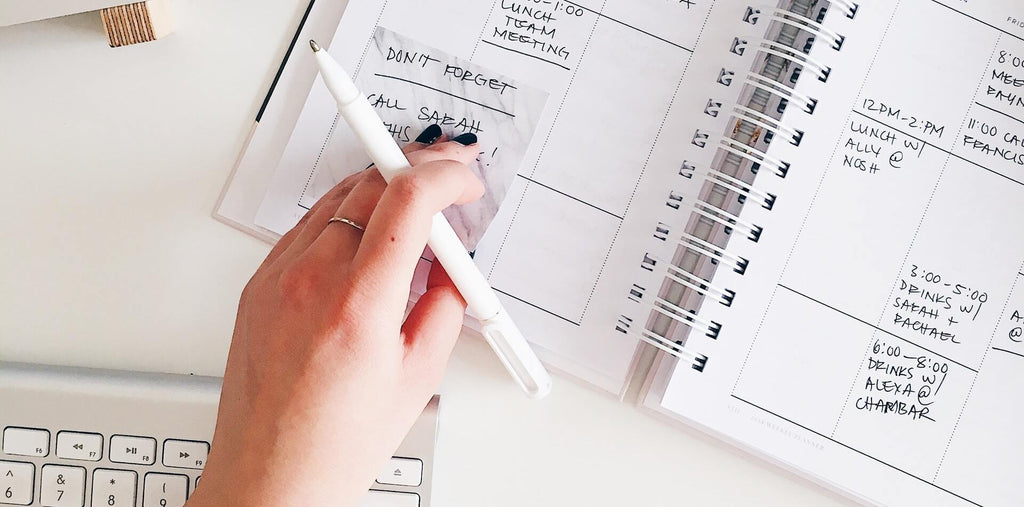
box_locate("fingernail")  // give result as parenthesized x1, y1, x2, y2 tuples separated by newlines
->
(452, 133, 478, 145)
(415, 124, 443, 144)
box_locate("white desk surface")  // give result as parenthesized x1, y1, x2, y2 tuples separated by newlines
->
(0, 2, 850, 505)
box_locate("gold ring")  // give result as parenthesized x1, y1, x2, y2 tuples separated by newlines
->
(328, 217, 366, 232)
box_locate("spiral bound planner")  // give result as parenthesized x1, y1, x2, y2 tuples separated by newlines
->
(638, 0, 1024, 505)
(218, 0, 1024, 503)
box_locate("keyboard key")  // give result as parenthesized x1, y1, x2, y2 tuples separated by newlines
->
(143, 473, 188, 507)
(376, 458, 423, 487)
(0, 461, 34, 505)
(39, 465, 85, 507)
(55, 432, 103, 462)
(92, 469, 137, 507)
(109, 435, 156, 466)
(162, 439, 209, 469)
(359, 491, 420, 507)
(2, 427, 49, 457)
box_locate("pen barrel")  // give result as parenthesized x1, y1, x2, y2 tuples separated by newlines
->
(342, 100, 413, 181)
(428, 214, 502, 317)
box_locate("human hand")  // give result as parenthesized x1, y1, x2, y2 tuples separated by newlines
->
(187, 127, 483, 507)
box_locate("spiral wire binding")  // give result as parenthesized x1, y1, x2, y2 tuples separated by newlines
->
(731, 103, 805, 145)
(663, 263, 737, 307)
(744, 72, 818, 113)
(693, 198, 764, 242)
(830, 0, 860, 18)
(679, 232, 750, 274)
(717, 135, 791, 178)
(705, 169, 778, 210)
(759, 7, 845, 49)
(752, 38, 831, 80)
(617, 0, 856, 372)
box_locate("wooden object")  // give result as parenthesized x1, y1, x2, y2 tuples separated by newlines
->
(100, 0, 172, 47)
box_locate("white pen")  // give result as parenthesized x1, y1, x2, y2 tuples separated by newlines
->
(309, 40, 552, 399)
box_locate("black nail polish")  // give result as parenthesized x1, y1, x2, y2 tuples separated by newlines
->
(452, 133, 478, 145)
(415, 124, 443, 144)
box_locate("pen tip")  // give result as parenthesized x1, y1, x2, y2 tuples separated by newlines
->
(309, 39, 321, 52)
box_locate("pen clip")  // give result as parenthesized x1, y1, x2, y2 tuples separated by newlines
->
(479, 307, 552, 399)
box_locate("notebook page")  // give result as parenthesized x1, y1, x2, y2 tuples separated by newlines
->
(252, 0, 768, 392)
(659, 1, 1024, 505)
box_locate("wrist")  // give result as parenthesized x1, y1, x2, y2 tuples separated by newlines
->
(191, 435, 371, 507)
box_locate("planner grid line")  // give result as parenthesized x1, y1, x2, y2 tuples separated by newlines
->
(482, 0, 609, 324)
(934, 260, 1024, 480)
(579, 2, 718, 319)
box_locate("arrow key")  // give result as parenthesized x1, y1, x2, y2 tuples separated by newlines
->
(162, 440, 209, 470)
(56, 432, 104, 462)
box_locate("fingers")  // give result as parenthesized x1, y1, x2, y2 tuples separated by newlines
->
(272, 170, 365, 264)
(348, 159, 484, 313)
(401, 262, 466, 380)
(279, 130, 448, 264)
(262, 171, 362, 268)
(307, 140, 483, 271)
(404, 136, 480, 168)
(306, 169, 388, 265)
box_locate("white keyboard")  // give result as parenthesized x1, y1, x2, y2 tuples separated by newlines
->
(0, 362, 438, 507)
